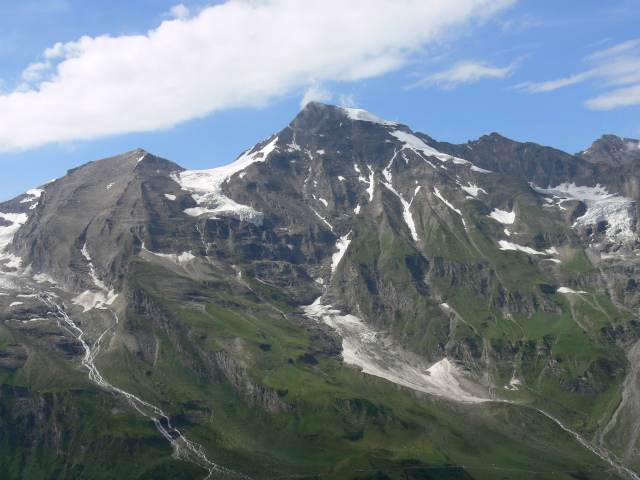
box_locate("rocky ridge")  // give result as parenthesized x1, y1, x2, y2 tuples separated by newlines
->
(1, 102, 640, 479)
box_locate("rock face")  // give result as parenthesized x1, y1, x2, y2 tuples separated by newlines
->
(577, 134, 640, 166)
(1, 102, 640, 479)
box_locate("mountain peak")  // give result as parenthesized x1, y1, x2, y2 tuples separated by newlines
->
(576, 133, 640, 166)
(292, 102, 399, 133)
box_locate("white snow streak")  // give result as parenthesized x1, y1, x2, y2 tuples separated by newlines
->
(382, 182, 419, 241)
(164, 194, 176, 201)
(390, 130, 467, 165)
(366, 166, 375, 201)
(499, 240, 546, 256)
(433, 187, 463, 220)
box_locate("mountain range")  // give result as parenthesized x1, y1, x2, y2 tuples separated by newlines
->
(1, 101, 640, 479)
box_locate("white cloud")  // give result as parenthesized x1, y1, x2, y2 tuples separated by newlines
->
(411, 59, 518, 89)
(339, 93, 358, 109)
(301, 84, 333, 108)
(168, 4, 191, 20)
(0, 0, 514, 152)
(585, 84, 640, 110)
(516, 39, 640, 110)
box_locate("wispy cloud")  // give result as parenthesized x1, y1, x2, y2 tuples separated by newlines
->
(300, 83, 333, 108)
(339, 93, 358, 109)
(410, 59, 519, 90)
(0, 0, 514, 152)
(515, 39, 640, 110)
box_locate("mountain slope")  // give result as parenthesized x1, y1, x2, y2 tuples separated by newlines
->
(1, 102, 640, 479)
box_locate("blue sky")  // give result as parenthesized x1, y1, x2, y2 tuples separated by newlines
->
(0, 0, 639, 201)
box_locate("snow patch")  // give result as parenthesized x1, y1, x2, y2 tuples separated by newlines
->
(489, 208, 515, 224)
(337, 176, 345, 181)
(106, 182, 115, 190)
(33, 272, 57, 284)
(504, 229, 511, 237)
(499, 240, 545, 256)
(354, 205, 361, 214)
(558, 287, 586, 294)
(460, 183, 486, 197)
(9, 301, 23, 307)
(303, 298, 485, 403)
(72, 289, 118, 313)
(141, 244, 195, 265)
(164, 194, 176, 201)
(0, 253, 23, 269)
(318, 198, 328, 207)
(331, 233, 351, 274)
(172, 136, 279, 226)
(0, 212, 29, 268)
(340, 107, 398, 126)
(0, 212, 28, 250)
(471, 166, 491, 173)
(20, 188, 43, 204)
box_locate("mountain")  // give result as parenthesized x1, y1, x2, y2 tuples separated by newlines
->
(576, 134, 640, 166)
(1, 102, 640, 479)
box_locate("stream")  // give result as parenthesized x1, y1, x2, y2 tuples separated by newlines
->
(38, 293, 246, 480)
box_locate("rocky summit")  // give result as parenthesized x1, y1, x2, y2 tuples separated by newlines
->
(2, 102, 640, 479)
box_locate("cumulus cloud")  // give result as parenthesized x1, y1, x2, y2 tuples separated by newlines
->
(0, 0, 513, 151)
(168, 4, 191, 20)
(516, 39, 640, 110)
(410, 59, 518, 89)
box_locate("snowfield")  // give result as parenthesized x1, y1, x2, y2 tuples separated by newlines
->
(172, 136, 279, 226)
(533, 183, 635, 241)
